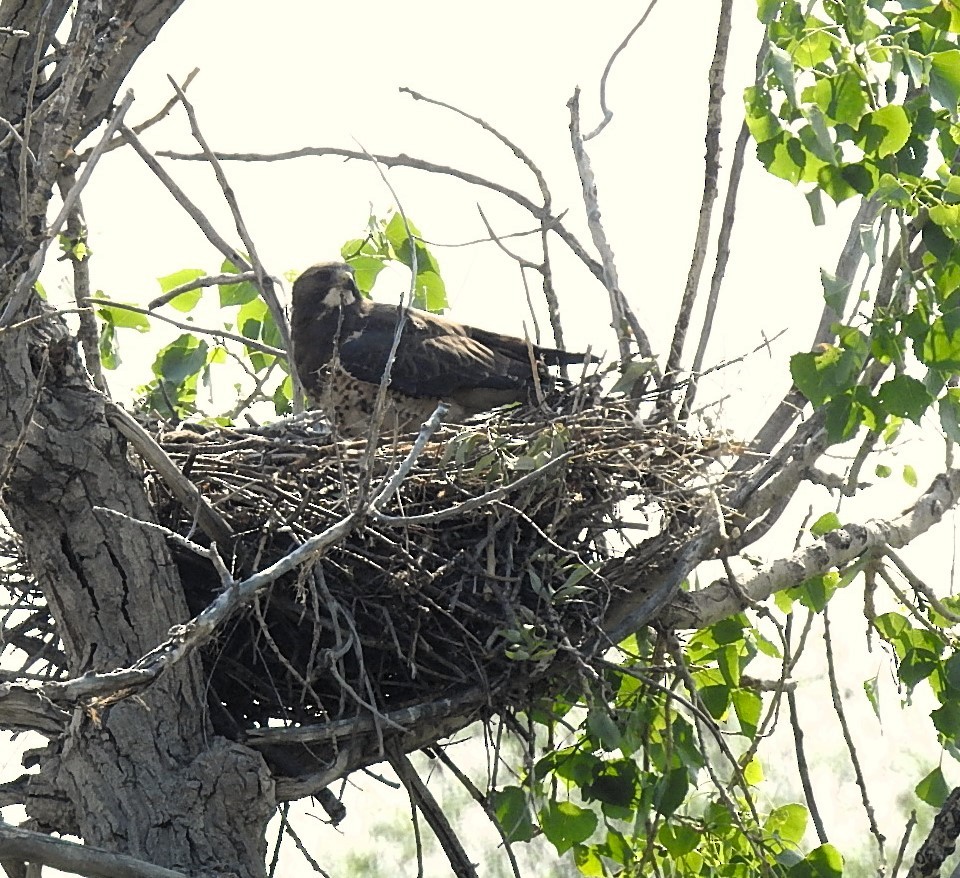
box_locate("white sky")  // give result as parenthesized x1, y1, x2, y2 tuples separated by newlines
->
(22, 1, 956, 874)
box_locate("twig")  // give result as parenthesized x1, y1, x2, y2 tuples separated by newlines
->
(119, 123, 252, 273)
(0, 90, 135, 328)
(78, 67, 200, 160)
(148, 271, 257, 310)
(103, 401, 234, 547)
(823, 606, 886, 863)
(58, 163, 109, 393)
(567, 89, 657, 379)
(374, 451, 572, 525)
(87, 297, 286, 357)
(663, 0, 733, 400)
(786, 612, 828, 844)
(157, 145, 606, 282)
(372, 404, 448, 509)
(166, 76, 303, 412)
(432, 748, 522, 878)
(390, 750, 478, 878)
(583, 0, 661, 140)
(0, 820, 187, 878)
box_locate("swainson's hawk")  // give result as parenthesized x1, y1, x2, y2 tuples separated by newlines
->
(290, 262, 594, 436)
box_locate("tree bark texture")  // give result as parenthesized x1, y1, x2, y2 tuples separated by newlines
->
(0, 2, 276, 874)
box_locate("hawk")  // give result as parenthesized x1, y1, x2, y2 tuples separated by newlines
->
(290, 262, 595, 436)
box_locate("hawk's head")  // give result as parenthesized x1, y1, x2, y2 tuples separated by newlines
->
(292, 262, 361, 312)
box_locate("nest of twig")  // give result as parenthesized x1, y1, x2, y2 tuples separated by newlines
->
(0, 386, 714, 734)
(144, 387, 711, 733)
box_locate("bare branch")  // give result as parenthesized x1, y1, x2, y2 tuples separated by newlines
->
(103, 402, 234, 548)
(165, 77, 303, 411)
(157, 145, 606, 281)
(583, 0, 661, 141)
(0, 821, 188, 878)
(0, 90, 135, 328)
(663, 0, 733, 393)
(87, 297, 286, 358)
(567, 88, 657, 375)
(148, 271, 256, 310)
(664, 467, 960, 629)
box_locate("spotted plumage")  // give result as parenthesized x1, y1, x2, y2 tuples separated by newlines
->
(290, 261, 595, 436)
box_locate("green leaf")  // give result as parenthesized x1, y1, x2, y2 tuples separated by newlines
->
(769, 44, 800, 107)
(810, 511, 841, 536)
(345, 254, 386, 294)
(492, 787, 535, 842)
(810, 71, 868, 127)
(538, 801, 598, 855)
(864, 672, 881, 720)
(587, 708, 621, 752)
(167, 287, 202, 313)
(875, 463, 892, 478)
(98, 321, 119, 370)
(932, 50, 960, 114)
(413, 269, 447, 312)
(757, 133, 807, 185)
(745, 86, 782, 143)
(658, 822, 700, 857)
(654, 767, 689, 817)
(732, 688, 762, 737)
(877, 374, 933, 422)
(152, 334, 209, 384)
(821, 269, 851, 316)
(788, 844, 844, 878)
(765, 803, 808, 845)
(94, 300, 150, 331)
(157, 268, 205, 306)
(903, 464, 918, 487)
(916, 767, 950, 807)
(940, 389, 960, 442)
(583, 760, 638, 808)
(218, 259, 259, 307)
(857, 105, 912, 159)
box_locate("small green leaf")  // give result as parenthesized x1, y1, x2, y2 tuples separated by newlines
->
(98, 321, 119, 370)
(167, 287, 202, 313)
(95, 300, 150, 331)
(821, 269, 851, 316)
(219, 259, 258, 307)
(857, 105, 912, 159)
(769, 44, 799, 107)
(538, 802, 598, 855)
(492, 787, 535, 842)
(941, 389, 960, 443)
(810, 512, 843, 537)
(875, 463, 892, 478)
(789, 844, 843, 878)
(864, 672, 881, 720)
(932, 50, 960, 114)
(765, 803, 808, 845)
(157, 268, 204, 299)
(916, 767, 950, 807)
(903, 464, 918, 487)
(877, 374, 932, 422)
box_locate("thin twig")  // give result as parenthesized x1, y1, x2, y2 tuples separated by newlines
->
(157, 144, 605, 282)
(148, 271, 257, 310)
(166, 76, 304, 412)
(662, 0, 733, 401)
(823, 606, 886, 863)
(567, 89, 657, 380)
(0, 90, 135, 328)
(583, 0, 661, 140)
(87, 297, 286, 357)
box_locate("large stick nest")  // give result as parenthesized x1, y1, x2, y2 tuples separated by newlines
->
(0, 387, 714, 736)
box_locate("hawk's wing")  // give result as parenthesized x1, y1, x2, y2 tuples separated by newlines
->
(338, 313, 535, 399)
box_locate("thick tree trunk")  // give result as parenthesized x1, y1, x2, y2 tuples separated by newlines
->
(0, 2, 277, 874)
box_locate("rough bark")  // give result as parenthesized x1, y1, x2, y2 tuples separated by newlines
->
(0, 2, 276, 875)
